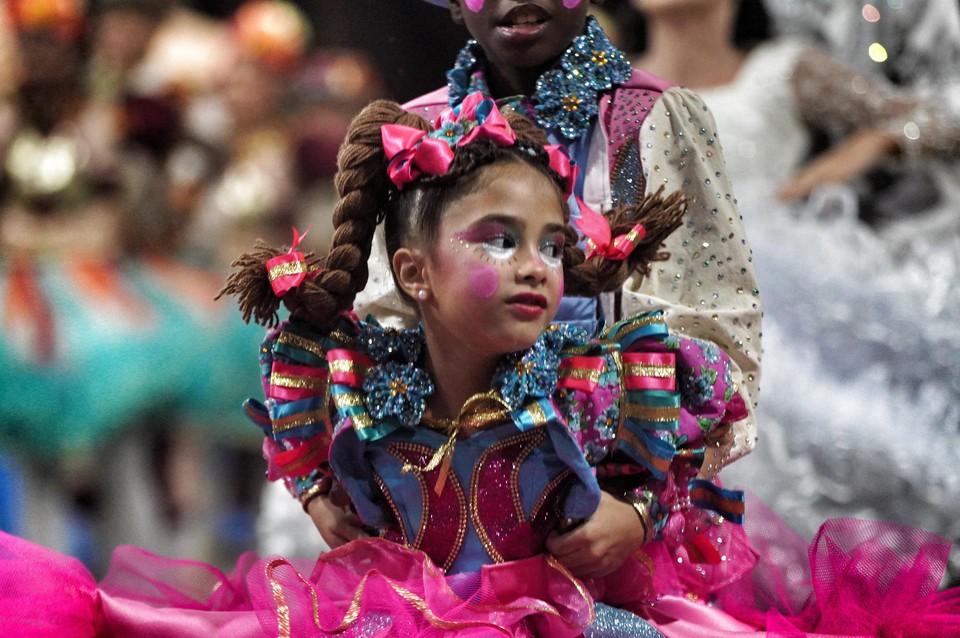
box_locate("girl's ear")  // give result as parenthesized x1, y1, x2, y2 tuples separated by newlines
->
(448, 0, 466, 25)
(392, 246, 430, 300)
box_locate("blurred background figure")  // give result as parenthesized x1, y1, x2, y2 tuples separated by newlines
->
(764, 0, 960, 102)
(762, 0, 960, 237)
(177, 0, 309, 267)
(0, 0, 207, 573)
(610, 0, 960, 583)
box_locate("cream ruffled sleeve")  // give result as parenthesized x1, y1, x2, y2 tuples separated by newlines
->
(619, 87, 762, 465)
(352, 226, 418, 330)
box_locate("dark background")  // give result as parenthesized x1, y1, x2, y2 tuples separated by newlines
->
(185, 0, 470, 102)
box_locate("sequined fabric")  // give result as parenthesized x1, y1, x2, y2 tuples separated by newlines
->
(446, 16, 631, 139)
(617, 87, 762, 464)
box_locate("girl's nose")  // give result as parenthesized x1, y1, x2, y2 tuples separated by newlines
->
(516, 244, 548, 283)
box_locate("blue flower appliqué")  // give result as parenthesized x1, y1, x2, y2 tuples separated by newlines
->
(492, 325, 586, 409)
(363, 361, 434, 427)
(446, 15, 631, 139)
(359, 320, 424, 364)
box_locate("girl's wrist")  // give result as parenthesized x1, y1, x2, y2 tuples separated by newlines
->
(621, 490, 655, 547)
(298, 476, 334, 512)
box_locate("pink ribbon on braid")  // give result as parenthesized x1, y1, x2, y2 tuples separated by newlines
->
(382, 92, 516, 189)
(266, 226, 316, 296)
(545, 144, 646, 261)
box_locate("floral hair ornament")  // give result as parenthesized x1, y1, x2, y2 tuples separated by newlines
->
(544, 143, 646, 261)
(381, 92, 516, 189)
(266, 226, 317, 296)
(576, 205, 646, 261)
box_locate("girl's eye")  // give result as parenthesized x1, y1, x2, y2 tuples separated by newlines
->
(482, 232, 519, 259)
(486, 234, 517, 250)
(540, 236, 565, 265)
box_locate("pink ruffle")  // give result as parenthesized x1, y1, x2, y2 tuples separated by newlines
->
(0, 532, 103, 637)
(650, 493, 960, 637)
(0, 533, 593, 637)
(2, 496, 959, 638)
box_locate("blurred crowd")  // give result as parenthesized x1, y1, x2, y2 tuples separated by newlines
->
(1, 0, 959, 582)
(0, 0, 395, 575)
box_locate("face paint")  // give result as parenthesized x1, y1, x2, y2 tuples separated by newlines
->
(539, 233, 565, 270)
(563, 0, 582, 7)
(465, 0, 484, 12)
(468, 264, 499, 298)
(454, 223, 519, 262)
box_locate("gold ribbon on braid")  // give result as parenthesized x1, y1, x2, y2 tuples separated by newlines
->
(405, 389, 511, 495)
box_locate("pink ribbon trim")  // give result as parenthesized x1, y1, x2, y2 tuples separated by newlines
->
(266, 226, 315, 296)
(327, 349, 373, 387)
(623, 351, 676, 391)
(268, 360, 328, 401)
(557, 356, 606, 393)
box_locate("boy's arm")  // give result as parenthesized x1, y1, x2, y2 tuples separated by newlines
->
(621, 87, 762, 464)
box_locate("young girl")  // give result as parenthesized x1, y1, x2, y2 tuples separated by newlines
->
(1, 92, 958, 638)
(0, 91, 748, 636)
(297, 0, 764, 567)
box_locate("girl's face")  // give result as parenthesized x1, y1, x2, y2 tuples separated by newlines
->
(449, 0, 591, 73)
(419, 160, 566, 357)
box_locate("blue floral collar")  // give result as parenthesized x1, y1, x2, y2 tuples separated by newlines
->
(357, 320, 588, 428)
(446, 15, 631, 140)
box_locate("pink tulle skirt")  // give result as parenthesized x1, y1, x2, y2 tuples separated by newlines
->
(1, 495, 958, 637)
(0, 534, 594, 637)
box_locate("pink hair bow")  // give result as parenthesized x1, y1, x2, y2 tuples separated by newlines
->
(544, 143, 578, 200)
(266, 226, 315, 296)
(545, 144, 646, 261)
(382, 92, 517, 189)
(575, 205, 646, 261)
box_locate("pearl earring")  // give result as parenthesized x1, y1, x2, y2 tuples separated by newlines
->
(417, 289, 428, 300)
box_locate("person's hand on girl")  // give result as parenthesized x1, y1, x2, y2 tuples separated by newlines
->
(305, 485, 369, 549)
(546, 492, 647, 578)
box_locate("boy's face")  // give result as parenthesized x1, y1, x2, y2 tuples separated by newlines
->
(449, 1, 591, 72)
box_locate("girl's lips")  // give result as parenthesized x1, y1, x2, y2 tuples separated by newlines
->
(497, 21, 548, 40)
(507, 293, 548, 318)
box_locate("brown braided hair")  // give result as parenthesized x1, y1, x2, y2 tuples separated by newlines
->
(218, 99, 686, 329)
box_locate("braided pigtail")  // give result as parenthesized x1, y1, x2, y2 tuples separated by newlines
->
(216, 239, 320, 327)
(563, 186, 688, 297)
(502, 109, 550, 148)
(218, 100, 431, 329)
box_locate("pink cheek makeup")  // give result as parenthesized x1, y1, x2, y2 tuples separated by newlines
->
(468, 264, 500, 299)
(563, 0, 582, 7)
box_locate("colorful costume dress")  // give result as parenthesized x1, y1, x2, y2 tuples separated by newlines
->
(359, 16, 762, 466)
(0, 308, 756, 636)
(1, 309, 957, 636)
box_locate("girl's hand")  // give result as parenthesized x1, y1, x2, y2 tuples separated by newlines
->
(545, 492, 647, 579)
(305, 486, 369, 549)
(777, 128, 901, 202)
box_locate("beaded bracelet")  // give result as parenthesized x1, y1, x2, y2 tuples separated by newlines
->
(622, 490, 655, 546)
